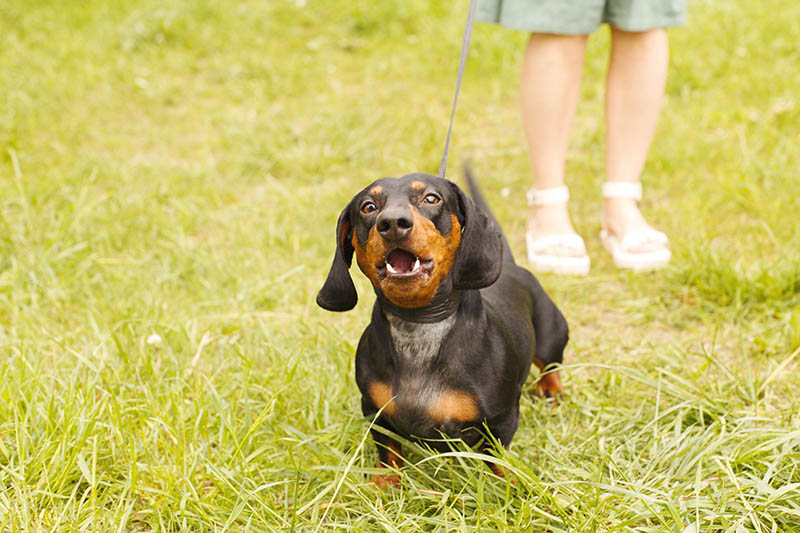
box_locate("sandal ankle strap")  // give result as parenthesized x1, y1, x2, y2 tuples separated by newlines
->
(527, 185, 569, 206)
(602, 181, 642, 201)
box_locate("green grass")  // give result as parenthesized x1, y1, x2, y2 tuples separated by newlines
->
(1, 0, 799, 530)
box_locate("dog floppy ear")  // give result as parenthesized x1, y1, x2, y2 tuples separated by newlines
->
(317, 201, 358, 311)
(449, 183, 503, 290)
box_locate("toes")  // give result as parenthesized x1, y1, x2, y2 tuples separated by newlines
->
(628, 240, 663, 254)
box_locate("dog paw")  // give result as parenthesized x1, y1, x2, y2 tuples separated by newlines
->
(488, 462, 506, 478)
(372, 473, 402, 489)
(535, 371, 564, 405)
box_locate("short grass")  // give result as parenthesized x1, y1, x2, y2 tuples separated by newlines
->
(1, 0, 799, 530)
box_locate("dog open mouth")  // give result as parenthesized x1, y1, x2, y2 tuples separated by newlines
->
(377, 249, 434, 278)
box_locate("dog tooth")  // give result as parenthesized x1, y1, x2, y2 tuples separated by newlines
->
(386, 262, 397, 274)
(413, 258, 420, 271)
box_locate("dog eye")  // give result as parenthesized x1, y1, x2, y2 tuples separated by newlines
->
(361, 201, 377, 214)
(423, 193, 441, 205)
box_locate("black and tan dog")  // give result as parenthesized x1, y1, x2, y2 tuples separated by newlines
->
(317, 170, 567, 486)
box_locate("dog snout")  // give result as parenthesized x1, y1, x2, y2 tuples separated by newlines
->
(377, 206, 413, 242)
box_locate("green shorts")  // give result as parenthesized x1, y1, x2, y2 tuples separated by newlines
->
(477, 0, 687, 34)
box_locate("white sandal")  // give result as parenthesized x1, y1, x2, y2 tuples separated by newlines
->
(600, 182, 671, 271)
(526, 186, 590, 275)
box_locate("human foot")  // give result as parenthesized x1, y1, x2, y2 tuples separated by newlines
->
(526, 187, 590, 275)
(601, 182, 670, 270)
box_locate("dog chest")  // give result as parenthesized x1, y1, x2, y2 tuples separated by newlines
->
(386, 313, 456, 364)
(374, 314, 479, 437)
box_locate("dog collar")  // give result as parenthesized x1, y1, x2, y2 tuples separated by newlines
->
(379, 290, 462, 324)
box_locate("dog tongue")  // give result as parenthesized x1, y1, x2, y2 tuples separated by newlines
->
(387, 249, 416, 273)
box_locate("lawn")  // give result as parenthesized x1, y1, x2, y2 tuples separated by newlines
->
(1, 0, 799, 530)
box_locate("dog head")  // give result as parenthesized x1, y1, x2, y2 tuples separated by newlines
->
(317, 173, 503, 312)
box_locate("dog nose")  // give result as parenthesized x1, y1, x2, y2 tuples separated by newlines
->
(377, 207, 414, 241)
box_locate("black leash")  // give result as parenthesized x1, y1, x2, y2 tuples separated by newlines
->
(437, 0, 478, 179)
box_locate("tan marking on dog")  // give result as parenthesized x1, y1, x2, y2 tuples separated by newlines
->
(429, 390, 479, 422)
(533, 357, 564, 400)
(352, 210, 461, 309)
(381, 439, 403, 469)
(368, 381, 395, 416)
(384, 210, 461, 308)
(478, 440, 509, 478)
(370, 185, 383, 196)
(411, 181, 425, 190)
(373, 471, 402, 489)
(537, 371, 563, 396)
(533, 357, 564, 404)
(353, 226, 383, 286)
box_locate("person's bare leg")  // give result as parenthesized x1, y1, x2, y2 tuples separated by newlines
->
(521, 33, 588, 255)
(604, 27, 669, 252)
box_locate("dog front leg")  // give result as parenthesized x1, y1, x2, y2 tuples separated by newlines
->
(372, 430, 403, 488)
